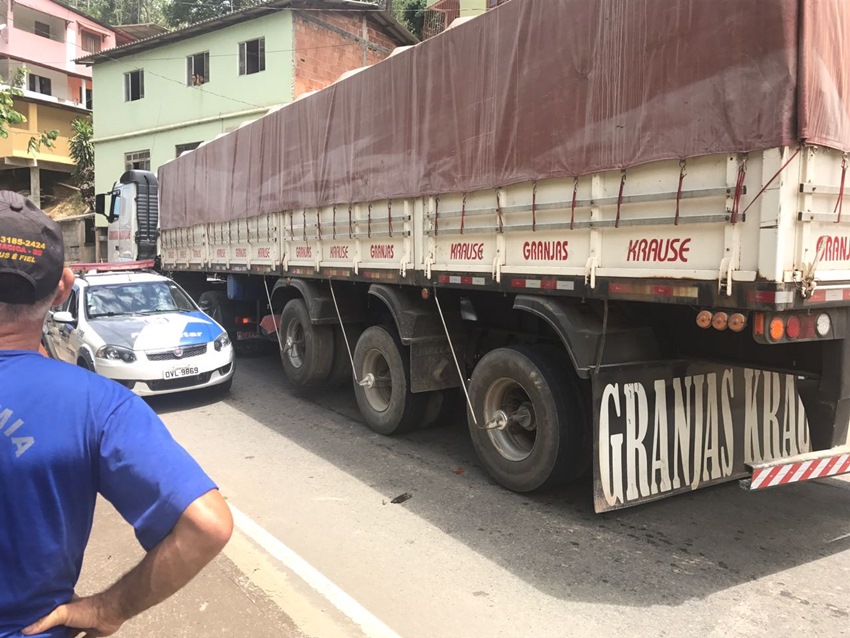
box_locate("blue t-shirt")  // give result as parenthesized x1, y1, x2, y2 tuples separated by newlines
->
(0, 350, 217, 637)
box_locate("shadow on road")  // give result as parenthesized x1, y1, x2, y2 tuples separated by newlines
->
(147, 352, 850, 611)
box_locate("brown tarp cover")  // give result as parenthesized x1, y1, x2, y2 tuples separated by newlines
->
(159, 0, 850, 230)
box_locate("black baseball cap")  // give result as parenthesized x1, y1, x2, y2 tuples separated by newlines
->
(0, 191, 64, 304)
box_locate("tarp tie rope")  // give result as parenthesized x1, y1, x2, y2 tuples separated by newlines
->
(835, 154, 847, 223)
(368, 204, 372, 238)
(460, 193, 467, 235)
(434, 197, 439, 236)
(495, 189, 503, 233)
(348, 204, 353, 239)
(332, 206, 336, 240)
(532, 181, 537, 232)
(388, 200, 393, 237)
(315, 208, 321, 240)
(739, 146, 803, 219)
(302, 210, 306, 242)
(570, 177, 578, 230)
(675, 160, 686, 226)
(289, 211, 293, 239)
(614, 170, 626, 228)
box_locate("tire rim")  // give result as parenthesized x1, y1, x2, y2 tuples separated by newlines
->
(483, 377, 536, 462)
(284, 319, 305, 368)
(361, 348, 392, 412)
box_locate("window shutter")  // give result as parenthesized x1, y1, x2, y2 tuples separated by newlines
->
(139, 71, 144, 99)
(186, 56, 193, 86)
(238, 42, 246, 75)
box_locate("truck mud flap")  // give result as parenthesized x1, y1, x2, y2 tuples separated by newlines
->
(592, 361, 814, 513)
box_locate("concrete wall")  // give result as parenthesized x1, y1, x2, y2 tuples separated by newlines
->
(60, 215, 96, 263)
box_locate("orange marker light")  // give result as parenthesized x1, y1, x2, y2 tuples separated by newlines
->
(696, 310, 713, 329)
(753, 312, 765, 336)
(728, 313, 747, 332)
(769, 317, 785, 341)
(711, 312, 729, 331)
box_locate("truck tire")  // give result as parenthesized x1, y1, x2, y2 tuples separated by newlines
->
(353, 325, 427, 435)
(466, 345, 589, 492)
(279, 298, 334, 386)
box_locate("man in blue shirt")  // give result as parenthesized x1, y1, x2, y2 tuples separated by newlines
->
(0, 191, 233, 637)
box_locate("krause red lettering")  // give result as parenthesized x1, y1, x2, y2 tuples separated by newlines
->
(449, 242, 484, 260)
(626, 238, 691, 263)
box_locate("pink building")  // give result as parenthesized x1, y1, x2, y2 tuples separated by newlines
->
(0, 0, 119, 207)
(0, 0, 117, 107)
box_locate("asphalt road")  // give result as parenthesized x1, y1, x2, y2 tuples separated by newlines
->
(80, 350, 850, 638)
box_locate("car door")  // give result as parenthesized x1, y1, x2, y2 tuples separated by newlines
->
(44, 287, 74, 360)
(56, 287, 80, 362)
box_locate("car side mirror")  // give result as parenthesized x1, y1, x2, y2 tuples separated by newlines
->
(199, 299, 213, 313)
(51, 311, 75, 324)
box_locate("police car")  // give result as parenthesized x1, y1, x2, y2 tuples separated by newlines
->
(42, 267, 235, 396)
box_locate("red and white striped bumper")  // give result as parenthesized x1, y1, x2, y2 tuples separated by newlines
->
(741, 447, 850, 491)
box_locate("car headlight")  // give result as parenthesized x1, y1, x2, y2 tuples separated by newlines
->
(214, 332, 231, 351)
(96, 345, 136, 363)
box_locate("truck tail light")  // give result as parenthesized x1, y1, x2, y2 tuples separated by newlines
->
(711, 312, 728, 330)
(236, 316, 254, 326)
(769, 317, 785, 341)
(696, 310, 712, 329)
(753, 312, 765, 336)
(756, 311, 835, 343)
(785, 316, 800, 339)
(728, 313, 747, 332)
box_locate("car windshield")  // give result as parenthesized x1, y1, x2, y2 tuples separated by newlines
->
(85, 281, 197, 318)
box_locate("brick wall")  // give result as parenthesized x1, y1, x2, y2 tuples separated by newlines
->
(293, 10, 401, 98)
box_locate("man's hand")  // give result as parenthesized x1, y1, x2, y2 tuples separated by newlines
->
(23, 490, 232, 637)
(21, 594, 124, 637)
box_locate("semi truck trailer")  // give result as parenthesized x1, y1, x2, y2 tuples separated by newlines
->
(98, 0, 850, 511)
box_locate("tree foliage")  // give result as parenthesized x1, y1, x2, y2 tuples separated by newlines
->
(163, 0, 266, 28)
(69, 117, 96, 212)
(63, 0, 166, 26)
(391, 0, 426, 40)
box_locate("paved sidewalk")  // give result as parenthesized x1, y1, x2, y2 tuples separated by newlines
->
(74, 499, 304, 638)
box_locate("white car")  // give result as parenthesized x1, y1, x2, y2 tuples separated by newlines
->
(43, 269, 235, 396)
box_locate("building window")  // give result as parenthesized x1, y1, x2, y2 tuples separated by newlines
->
(175, 142, 201, 157)
(81, 31, 101, 53)
(124, 70, 144, 101)
(186, 52, 209, 87)
(80, 85, 93, 110)
(28, 73, 51, 96)
(34, 20, 50, 39)
(125, 150, 150, 171)
(238, 38, 265, 76)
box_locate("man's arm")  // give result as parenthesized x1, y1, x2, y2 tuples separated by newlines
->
(23, 489, 233, 637)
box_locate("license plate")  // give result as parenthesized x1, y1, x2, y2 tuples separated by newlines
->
(164, 366, 199, 379)
(236, 331, 261, 341)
